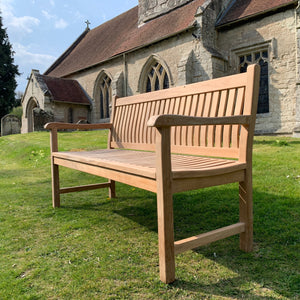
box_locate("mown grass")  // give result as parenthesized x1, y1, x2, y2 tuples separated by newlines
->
(0, 131, 299, 299)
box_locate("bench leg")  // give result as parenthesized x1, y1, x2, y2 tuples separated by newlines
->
(51, 161, 60, 208)
(109, 180, 116, 198)
(155, 127, 175, 283)
(157, 190, 175, 284)
(239, 172, 253, 252)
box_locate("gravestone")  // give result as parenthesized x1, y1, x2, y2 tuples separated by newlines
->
(1, 114, 21, 136)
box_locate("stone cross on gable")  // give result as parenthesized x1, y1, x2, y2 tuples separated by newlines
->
(85, 20, 91, 29)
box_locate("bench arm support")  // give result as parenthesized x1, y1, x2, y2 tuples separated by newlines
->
(147, 115, 251, 128)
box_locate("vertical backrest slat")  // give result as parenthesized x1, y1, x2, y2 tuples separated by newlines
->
(222, 88, 236, 148)
(194, 93, 205, 147)
(188, 94, 199, 146)
(207, 91, 220, 147)
(143, 101, 151, 144)
(231, 87, 245, 148)
(172, 97, 181, 146)
(151, 100, 161, 143)
(120, 104, 128, 143)
(131, 103, 139, 144)
(137, 102, 146, 144)
(177, 96, 187, 146)
(147, 101, 156, 144)
(200, 93, 212, 147)
(112, 105, 121, 142)
(184, 95, 195, 146)
(215, 89, 228, 148)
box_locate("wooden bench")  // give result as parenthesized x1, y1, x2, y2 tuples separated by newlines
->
(45, 64, 260, 284)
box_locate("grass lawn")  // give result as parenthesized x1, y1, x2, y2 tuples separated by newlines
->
(0, 130, 299, 299)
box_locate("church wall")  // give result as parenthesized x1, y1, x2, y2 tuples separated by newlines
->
(217, 9, 297, 135)
(70, 56, 124, 123)
(52, 102, 89, 123)
(71, 30, 215, 123)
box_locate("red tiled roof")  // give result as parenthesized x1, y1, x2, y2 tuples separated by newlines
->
(45, 0, 205, 78)
(38, 74, 91, 105)
(216, 0, 297, 28)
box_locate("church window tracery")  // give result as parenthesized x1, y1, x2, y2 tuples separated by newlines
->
(98, 74, 112, 119)
(145, 61, 169, 92)
(239, 50, 269, 114)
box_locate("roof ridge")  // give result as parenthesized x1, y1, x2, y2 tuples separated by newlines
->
(44, 27, 90, 76)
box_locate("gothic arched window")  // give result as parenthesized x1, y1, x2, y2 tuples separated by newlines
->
(98, 74, 112, 119)
(145, 61, 169, 92)
(239, 50, 269, 114)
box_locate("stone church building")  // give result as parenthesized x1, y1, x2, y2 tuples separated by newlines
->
(22, 0, 300, 136)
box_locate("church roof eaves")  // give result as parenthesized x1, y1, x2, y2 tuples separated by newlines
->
(45, 0, 205, 78)
(216, 0, 298, 29)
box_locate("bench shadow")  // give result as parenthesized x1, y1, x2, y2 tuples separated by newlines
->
(113, 186, 298, 299)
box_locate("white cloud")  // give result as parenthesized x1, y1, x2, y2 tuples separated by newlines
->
(42, 10, 55, 20)
(49, 0, 55, 7)
(41, 10, 68, 29)
(10, 15, 40, 33)
(13, 43, 56, 67)
(55, 18, 68, 29)
(1, 0, 40, 35)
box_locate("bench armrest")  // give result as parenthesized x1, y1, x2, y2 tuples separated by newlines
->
(44, 122, 113, 130)
(147, 114, 252, 128)
(45, 122, 113, 153)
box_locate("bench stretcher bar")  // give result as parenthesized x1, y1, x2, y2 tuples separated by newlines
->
(174, 222, 245, 255)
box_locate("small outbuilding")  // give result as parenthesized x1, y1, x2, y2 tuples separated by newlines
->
(21, 70, 92, 133)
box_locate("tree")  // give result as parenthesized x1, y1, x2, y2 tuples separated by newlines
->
(0, 13, 20, 121)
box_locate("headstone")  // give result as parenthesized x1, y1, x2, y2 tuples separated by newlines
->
(1, 114, 21, 136)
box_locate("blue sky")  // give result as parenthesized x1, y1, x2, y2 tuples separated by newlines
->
(0, 0, 138, 93)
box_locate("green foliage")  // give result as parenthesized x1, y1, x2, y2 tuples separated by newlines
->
(9, 106, 23, 120)
(0, 13, 20, 120)
(0, 131, 299, 299)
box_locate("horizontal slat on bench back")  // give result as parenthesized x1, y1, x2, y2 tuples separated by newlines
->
(110, 71, 249, 158)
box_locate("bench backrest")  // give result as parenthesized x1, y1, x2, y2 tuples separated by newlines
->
(110, 64, 260, 160)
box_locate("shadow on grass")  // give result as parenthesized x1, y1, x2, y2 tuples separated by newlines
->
(111, 186, 299, 299)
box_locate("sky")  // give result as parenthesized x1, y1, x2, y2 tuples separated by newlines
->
(0, 0, 138, 93)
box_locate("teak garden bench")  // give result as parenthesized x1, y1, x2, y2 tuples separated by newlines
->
(45, 64, 260, 284)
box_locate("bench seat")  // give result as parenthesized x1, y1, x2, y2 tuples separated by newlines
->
(53, 149, 246, 185)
